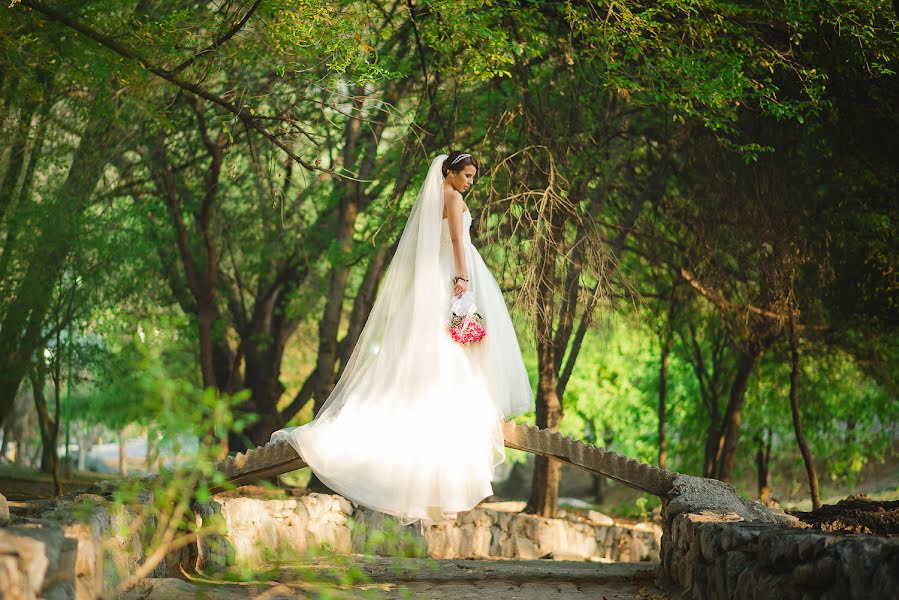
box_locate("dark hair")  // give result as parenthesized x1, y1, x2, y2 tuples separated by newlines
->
(442, 151, 479, 177)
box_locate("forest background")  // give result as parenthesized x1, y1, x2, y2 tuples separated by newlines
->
(1, 0, 897, 518)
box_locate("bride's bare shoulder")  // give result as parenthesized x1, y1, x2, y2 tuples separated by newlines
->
(443, 186, 463, 204)
(443, 187, 466, 218)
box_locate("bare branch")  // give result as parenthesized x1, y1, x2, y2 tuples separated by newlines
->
(168, 0, 263, 76)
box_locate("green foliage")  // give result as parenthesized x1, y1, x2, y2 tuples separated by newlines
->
(790, 349, 898, 483)
(604, 494, 661, 521)
(563, 314, 663, 464)
(74, 313, 202, 429)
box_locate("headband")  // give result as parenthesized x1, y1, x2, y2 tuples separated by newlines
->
(450, 153, 472, 165)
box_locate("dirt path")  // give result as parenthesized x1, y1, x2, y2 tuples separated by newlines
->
(355, 558, 666, 599)
(125, 558, 667, 599)
(0, 464, 112, 500)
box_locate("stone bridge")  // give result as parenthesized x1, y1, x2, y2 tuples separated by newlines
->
(213, 422, 677, 497)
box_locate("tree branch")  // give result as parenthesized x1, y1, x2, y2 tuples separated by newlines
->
(680, 267, 797, 323)
(149, 135, 202, 301)
(168, 0, 263, 76)
(21, 0, 321, 173)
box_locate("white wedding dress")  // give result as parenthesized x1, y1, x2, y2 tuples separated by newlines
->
(271, 156, 532, 524)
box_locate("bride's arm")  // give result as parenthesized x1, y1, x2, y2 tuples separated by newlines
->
(445, 189, 469, 294)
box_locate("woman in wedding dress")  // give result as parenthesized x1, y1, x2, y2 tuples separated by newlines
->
(271, 152, 533, 524)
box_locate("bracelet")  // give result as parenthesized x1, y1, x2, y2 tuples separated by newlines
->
(453, 276, 469, 284)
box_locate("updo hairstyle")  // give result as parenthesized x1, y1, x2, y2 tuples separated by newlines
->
(442, 151, 479, 178)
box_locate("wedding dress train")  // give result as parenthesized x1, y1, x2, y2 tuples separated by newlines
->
(271, 157, 532, 524)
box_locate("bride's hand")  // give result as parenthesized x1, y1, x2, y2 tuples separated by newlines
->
(453, 279, 469, 296)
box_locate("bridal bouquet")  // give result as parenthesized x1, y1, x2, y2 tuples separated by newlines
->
(448, 291, 486, 345)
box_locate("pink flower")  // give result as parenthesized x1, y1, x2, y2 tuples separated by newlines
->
(449, 315, 486, 345)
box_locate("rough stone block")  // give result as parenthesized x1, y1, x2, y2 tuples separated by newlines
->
(511, 533, 542, 560)
(870, 550, 899, 600)
(754, 569, 800, 600)
(630, 534, 648, 562)
(2, 523, 63, 593)
(0, 493, 10, 527)
(586, 510, 615, 526)
(663, 545, 686, 586)
(487, 525, 504, 556)
(734, 561, 758, 600)
(720, 524, 762, 552)
(793, 556, 836, 588)
(617, 532, 632, 562)
(42, 581, 75, 600)
(691, 562, 710, 600)
(672, 513, 693, 551)
(796, 532, 830, 561)
(758, 529, 800, 572)
(0, 531, 45, 600)
(820, 575, 850, 600)
(699, 524, 723, 563)
(683, 535, 703, 590)
(667, 475, 786, 524)
(842, 537, 884, 599)
(470, 525, 491, 557)
(717, 550, 752, 598)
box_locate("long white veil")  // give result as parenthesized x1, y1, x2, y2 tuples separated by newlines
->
(305, 153, 450, 424)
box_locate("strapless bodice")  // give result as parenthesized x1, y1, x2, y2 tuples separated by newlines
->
(440, 210, 472, 246)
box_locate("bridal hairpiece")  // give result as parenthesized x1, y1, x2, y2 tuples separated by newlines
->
(450, 153, 472, 165)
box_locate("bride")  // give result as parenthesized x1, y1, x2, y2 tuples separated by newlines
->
(271, 152, 533, 524)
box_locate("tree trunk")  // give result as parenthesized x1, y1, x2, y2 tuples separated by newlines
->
(658, 326, 673, 470)
(118, 428, 128, 476)
(755, 428, 772, 504)
(0, 101, 36, 224)
(196, 306, 218, 391)
(150, 132, 221, 393)
(0, 75, 53, 284)
(0, 426, 7, 461)
(703, 418, 722, 478)
(526, 386, 564, 517)
(15, 440, 27, 466)
(525, 211, 564, 517)
(713, 350, 759, 481)
(789, 312, 821, 510)
(77, 429, 91, 471)
(32, 362, 62, 495)
(240, 290, 293, 447)
(524, 272, 564, 517)
(685, 321, 725, 478)
(592, 475, 605, 504)
(146, 428, 160, 474)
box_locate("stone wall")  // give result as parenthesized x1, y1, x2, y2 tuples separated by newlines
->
(659, 510, 899, 599)
(205, 494, 661, 566)
(656, 476, 899, 600)
(423, 503, 659, 562)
